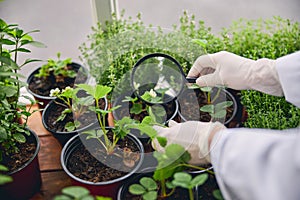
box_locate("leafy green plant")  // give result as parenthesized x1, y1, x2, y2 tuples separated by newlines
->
(34, 52, 76, 82)
(79, 11, 221, 90)
(54, 186, 112, 200)
(0, 18, 44, 161)
(171, 172, 208, 200)
(49, 86, 94, 132)
(221, 16, 300, 129)
(129, 144, 213, 199)
(129, 177, 158, 200)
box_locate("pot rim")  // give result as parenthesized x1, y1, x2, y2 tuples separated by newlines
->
(61, 130, 145, 186)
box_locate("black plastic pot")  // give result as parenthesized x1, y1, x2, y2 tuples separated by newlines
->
(26, 62, 88, 110)
(0, 129, 41, 200)
(61, 129, 145, 199)
(177, 87, 241, 127)
(42, 98, 107, 146)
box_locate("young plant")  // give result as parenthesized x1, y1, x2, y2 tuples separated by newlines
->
(129, 177, 158, 200)
(0, 18, 44, 161)
(129, 143, 212, 199)
(122, 91, 167, 124)
(0, 164, 12, 185)
(171, 172, 208, 200)
(49, 86, 94, 132)
(34, 52, 76, 82)
(54, 186, 112, 200)
(191, 85, 233, 121)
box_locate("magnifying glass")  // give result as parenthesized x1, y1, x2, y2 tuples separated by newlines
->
(131, 53, 189, 105)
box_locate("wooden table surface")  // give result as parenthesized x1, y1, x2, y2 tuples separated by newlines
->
(27, 106, 73, 200)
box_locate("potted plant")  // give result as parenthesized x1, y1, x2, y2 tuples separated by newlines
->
(41, 86, 108, 145)
(27, 52, 89, 109)
(60, 83, 160, 199)
(0, 18, 43, 199)
(117, 143, 222, 200)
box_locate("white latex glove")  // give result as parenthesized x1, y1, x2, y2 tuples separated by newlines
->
(188, 51, 283, 96)
(153, 120, 226, 165)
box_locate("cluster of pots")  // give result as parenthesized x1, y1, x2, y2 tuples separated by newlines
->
(1, 55, 245, 199)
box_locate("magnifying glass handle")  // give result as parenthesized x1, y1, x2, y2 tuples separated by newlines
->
(186, 77, 197, 83)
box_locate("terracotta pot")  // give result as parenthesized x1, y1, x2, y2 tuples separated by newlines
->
(26, 62, 89, 110)
(61, 129, 145, 199)
(0, 129, 41, 200)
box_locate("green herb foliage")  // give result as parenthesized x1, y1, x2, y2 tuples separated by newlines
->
(221, 17, 300, 129)
(0, 18, 44, 161)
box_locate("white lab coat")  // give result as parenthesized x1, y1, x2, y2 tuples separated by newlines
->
(210, 51, 300, 200)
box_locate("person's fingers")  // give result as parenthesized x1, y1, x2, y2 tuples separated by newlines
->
(195, 72, 222, 87)
(168, 120, 178, 127)
(187, 54, 217, 77)
(152, 125, 166, 135)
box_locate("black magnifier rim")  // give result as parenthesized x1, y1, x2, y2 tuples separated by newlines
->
(131, 53, 186, 104)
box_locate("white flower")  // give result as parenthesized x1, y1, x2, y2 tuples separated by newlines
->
(50, 88, 60, 97)
(62, 86, 73, 93)
(149, 89, 157, 98)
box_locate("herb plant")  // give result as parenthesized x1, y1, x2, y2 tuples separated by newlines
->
(221, 16, 300, 129)
(0, 18, 44, 161)
(34, 52, 76, 82)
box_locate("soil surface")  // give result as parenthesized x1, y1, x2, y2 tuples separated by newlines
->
(2, 142, 36, 173)
(178, 88, 234, 124)
(45, 98, 106, 132)
(67, 132, 141, 183)
(28, 64, 87, 97)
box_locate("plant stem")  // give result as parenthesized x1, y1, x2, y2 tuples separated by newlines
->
(189, 188, 194, 200)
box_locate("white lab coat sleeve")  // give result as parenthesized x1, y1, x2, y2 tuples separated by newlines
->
(275, 51, 300, 107)
(210, 128, 300, 200)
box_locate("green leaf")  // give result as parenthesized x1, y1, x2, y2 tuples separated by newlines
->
(156, 136, 167, 147)
(211, 109, 227, 119)
(130, 103, 143, 114)
(0, 165, 9, 171)
(53, 195, 72, 200)
(13, 133, 26, 143)
(95, 85, 112, 99)
(213, 189, 224, 200)
(65, 122, 76, 132)
(200, 104, 214, 113)
(140, 177, 157, 191)
(192, 39, 208, 48)
(0, 174, 13, 185)
(142, 191, 157, 200)
(62, 186, 90, 198)
(200, 86, 212, 92)
(215, 101, 233, 111)
(0, 39, 15, 45)
(190, 173, 208, 187)
(0, 127, 7, 140)
(129, 184, 146, 195)
(172, 172, 192, 189)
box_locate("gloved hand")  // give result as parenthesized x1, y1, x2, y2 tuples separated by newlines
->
(187, 51, 283, 96)
(152, 120, 226, 165)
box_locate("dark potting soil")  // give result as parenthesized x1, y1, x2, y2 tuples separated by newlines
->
(46, 98, 106, 132)
(179, 88, 234, 123)
(28, 65, 87, 96)
(2, 142, 36, 173)
(67, 132, 141, 183)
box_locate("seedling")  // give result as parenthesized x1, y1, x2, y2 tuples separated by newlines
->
(35, 52, 76, 82)
(129, 177, 158, 200)
(49, 86, 94, 131)
(54, 186, 112, 200)
(122, 90, 167, 124)
(129, 143, 212, 199)
(171, 172, 208, 200)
